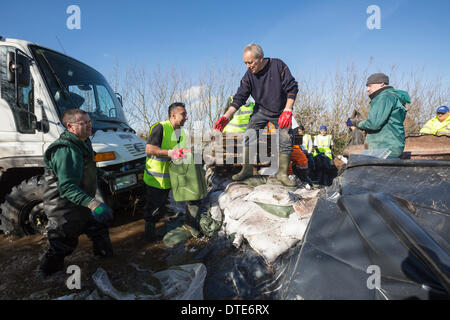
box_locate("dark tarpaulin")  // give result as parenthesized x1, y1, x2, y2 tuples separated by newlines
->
(274, 155, 450, 300)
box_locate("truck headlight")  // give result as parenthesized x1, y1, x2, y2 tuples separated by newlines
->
(113, 174, 137, 191)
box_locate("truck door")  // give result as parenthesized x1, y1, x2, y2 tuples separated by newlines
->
(0, 46, 44, 169)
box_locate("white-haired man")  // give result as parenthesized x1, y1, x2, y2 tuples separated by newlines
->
(213, 43, 298, 186)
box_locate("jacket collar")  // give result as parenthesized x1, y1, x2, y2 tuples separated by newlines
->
(369, 86, 393, 101)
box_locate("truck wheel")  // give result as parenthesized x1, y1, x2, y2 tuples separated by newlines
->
(0, 175, 47, 237)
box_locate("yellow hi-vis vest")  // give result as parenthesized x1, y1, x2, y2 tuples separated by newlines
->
(143, 120, 186, 189)
(223, 103, 254, 133)
(313, 134, 333, 159)
(419, 116, 450, 135)
(302, 134, 313, 153)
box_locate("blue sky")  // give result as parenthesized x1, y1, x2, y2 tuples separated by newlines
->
(2, 0, 450, 86)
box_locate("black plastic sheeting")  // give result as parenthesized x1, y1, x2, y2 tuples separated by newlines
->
(194, 155, 450, 299)
(274, 155, 450, 300)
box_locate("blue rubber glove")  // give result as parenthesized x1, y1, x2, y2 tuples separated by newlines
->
(88, 200, 114, 224)
(346, 117, 353, 127)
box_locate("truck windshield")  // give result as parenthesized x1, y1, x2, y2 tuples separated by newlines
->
(29, 45, 128, 131)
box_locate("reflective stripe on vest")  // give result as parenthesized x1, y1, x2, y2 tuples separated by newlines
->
(313, 134, 332, 159)
(143, 120, 186, 189)
(223, 103, 254, 133)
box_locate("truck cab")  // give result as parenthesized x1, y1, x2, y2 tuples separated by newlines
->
(0, 37, 146, 236)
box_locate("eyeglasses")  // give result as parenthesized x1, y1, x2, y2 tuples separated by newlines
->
(70, 120, 92, 126)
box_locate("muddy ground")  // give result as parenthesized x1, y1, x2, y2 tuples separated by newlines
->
(0, 208, 208, 300)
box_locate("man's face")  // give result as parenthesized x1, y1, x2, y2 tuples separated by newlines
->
(67, 113, 92, 141)
(366, 83, 386, 96)
(437, 112, 449, 122)
(298, 129, 304, 135)
(320, 129, 326, 136)
(171, 106, 188, 127)
(243, 50, 264, 74)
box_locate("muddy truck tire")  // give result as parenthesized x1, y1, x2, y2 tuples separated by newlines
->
(0, 175, 47, 237)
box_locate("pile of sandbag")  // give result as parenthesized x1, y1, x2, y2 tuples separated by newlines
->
(207, 180, 319, 264)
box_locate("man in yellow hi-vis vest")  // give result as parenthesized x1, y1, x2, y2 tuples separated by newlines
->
(143, 102, 191, 241)
(312, 125, 335, 186)
(223, 100, 255, 133)
(419, 105, 450, 136)
(313, 125, 333, 160)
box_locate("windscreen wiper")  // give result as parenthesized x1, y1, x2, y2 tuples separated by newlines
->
(35, 48, 78, 109)
(95, 119, 135, 132)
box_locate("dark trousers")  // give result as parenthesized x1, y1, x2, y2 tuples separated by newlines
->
(144, 185, 170, 223)
(40, 210, 112, 275)
(244, 111, 293, 155)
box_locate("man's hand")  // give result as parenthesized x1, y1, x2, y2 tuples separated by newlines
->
(278, 110, 292, 129)
(347, 117, 359, 127)
(213, 116, 229, 132)
(88, 199, 114, 224)
(168, 148, 191, 160)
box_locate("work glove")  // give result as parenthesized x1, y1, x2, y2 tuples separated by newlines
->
(87, 199, 114, 224)
(213, 116, 229, 132)
(278, 110, 292, 129)
(168, 148, 191, 161)
(346, 117, 354, 127)
(347, 117, 360, 127)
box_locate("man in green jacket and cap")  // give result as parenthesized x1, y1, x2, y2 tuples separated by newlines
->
(39, 109, 114, 277)
(348, 73, 411, 158)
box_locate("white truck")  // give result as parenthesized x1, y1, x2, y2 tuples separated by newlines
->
(0, 37, 147, 236)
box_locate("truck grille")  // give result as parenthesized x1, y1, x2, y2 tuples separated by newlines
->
(124, 143, 146, 156)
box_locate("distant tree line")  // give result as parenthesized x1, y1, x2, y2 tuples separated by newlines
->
(109, 58, 449, 155)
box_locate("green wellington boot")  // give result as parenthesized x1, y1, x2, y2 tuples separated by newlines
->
(232, 147, 254, 181)
(277, 153, 297, 187)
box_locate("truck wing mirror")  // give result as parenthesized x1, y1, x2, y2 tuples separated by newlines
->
(7, 51, 30, 87)
(115, 92, 123, 106)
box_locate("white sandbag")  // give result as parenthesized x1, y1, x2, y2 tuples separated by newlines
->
(224, 183, 254, 200)
(210, 205, 223, 222)
(218, 192, 231, 210)
(294, 188, 321, 199)
(224, 198, 260, 220)
(246, 230, 300, 264)
(293, 198, 318, 219)
(244, 184, 299, 206)
(280, 214, 310, 239)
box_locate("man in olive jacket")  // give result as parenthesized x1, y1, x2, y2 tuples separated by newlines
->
(348, 73, 410, 158)
(39, 109, 114, 277)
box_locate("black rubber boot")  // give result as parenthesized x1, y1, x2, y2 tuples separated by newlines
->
(93, 237, 114, 257)
(186, 202, 200, 229)
(144, 221, 157, 242)
(38, 252, 65, 277)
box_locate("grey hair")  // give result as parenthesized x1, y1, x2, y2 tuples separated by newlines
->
(243, 43, 264, 59)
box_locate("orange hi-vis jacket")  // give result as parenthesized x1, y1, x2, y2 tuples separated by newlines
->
(288, 145, 308, 175)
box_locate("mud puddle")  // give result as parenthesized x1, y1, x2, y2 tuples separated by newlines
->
(0, 209, 206, 300)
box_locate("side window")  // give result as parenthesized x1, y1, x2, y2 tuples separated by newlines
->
(0, 46, 35, 133)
